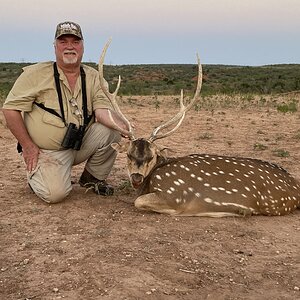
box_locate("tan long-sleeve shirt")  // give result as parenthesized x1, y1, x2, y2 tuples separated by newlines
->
(3, 62, 111, 150)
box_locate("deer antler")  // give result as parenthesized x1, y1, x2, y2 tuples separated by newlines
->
(98, 39, 135, 139)
(149, 54, 202, 142)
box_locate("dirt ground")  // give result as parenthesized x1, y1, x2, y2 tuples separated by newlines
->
(0, 95, 299, 300)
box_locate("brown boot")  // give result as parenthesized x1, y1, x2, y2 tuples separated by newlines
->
(79, 169, 114, 196)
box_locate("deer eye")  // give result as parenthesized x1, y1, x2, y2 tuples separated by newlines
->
(145, 156, 154, 163)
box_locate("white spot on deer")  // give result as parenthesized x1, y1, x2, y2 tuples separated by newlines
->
(175, 198, 181, 203)
(221, 202, 253, 210)
(204, 197, 213, 203)
(155, 175, 162, 180)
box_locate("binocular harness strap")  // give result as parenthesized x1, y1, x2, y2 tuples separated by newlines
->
(17, 63, 91, 153)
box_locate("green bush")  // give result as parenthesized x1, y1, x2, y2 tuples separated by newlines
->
(1, 62, 300, 96)
(276, 100, 298, 113)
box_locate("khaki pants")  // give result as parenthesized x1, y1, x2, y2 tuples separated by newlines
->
(27, 123, 121, 203)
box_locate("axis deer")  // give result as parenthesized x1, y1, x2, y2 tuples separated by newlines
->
(99, 40, 300, 217)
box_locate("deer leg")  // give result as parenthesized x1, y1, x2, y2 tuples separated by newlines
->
(134, 193, 179, 215)
(134, 193, 252, 217)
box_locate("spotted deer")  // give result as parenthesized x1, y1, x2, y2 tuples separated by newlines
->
(99, 40, 300, 217)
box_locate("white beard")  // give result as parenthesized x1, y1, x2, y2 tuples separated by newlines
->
(63, 56, 78, 64)
(62, 51, 78, 64)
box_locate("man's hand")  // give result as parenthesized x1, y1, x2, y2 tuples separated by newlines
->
(94, 108, 133, 137)
(2, 109, 40, 171)
(22, 143, 40, 172)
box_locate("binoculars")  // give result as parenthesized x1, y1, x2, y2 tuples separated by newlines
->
(61, 123, 86, 150)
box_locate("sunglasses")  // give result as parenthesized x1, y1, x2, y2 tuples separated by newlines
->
(69, 98, 82, 117)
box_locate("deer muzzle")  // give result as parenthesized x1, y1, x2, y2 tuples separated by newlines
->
(130, 173, 144, 189)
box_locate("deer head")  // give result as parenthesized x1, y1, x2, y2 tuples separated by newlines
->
(98, 39, 202, 189)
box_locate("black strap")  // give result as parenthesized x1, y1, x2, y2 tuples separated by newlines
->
(34, 102, 61, 119)
(53, 62, 67, 125)
(18, 63, 92, 153)
(52, 62, 91, 126)
(80, 66, 89, 126)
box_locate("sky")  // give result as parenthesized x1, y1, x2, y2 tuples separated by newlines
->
(1, 0, 300, 66)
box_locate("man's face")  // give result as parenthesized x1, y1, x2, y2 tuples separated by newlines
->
(54, 35, 84, 66)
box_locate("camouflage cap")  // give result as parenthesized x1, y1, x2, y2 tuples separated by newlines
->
(55, 21, 83, 40)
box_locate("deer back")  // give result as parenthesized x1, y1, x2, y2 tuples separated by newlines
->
(135, 154, 300, 216)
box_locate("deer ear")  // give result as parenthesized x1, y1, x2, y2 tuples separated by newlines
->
(156, 145, 174, 159)
(111, 140, 130, 153)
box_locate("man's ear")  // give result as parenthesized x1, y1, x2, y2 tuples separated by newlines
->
(111, 140, 130, 153)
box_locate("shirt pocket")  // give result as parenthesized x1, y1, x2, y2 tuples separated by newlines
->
(41, 97, 65, 128)
(42, 112, 65, 128)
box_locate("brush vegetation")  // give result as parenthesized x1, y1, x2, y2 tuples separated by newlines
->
(1, 62, 300, 106)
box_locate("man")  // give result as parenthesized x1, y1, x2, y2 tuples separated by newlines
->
(2, 21, 129, 203)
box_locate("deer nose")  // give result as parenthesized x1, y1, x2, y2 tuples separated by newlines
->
(130, 173, 144, 188)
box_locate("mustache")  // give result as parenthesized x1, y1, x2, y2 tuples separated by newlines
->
(63, 50, 78, 55)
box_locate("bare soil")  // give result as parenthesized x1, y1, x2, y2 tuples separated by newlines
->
(0, 95, 299, 300)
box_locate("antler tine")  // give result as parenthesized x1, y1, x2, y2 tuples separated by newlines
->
(98, 39, 135, 139)
(149, 54, 202, 142)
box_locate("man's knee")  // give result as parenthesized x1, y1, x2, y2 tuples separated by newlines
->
(29, 181, 72, 204)
(91, 123, 121, 144)
(26, 151, 73, 203)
